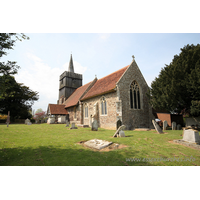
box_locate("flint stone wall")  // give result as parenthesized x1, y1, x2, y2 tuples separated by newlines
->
(117, 60, 154, 130)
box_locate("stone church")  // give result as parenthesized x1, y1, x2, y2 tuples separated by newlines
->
(47, 54, 154, 130)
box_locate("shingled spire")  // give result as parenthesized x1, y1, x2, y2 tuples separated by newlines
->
(68, 54, 74, 73)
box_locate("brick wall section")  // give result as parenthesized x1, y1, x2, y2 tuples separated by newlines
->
(117, 60, 154, 129)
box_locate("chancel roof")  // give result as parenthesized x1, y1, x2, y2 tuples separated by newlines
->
(81, 65, 129, 100)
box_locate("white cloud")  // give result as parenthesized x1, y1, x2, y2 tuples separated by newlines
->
(15, 53, 87, 112)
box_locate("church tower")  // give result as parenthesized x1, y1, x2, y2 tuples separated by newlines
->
(58, 54, 82, 104)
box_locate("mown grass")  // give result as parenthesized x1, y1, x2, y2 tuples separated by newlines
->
(0, 124, 199, 166)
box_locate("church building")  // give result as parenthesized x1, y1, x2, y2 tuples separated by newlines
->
(47, 54, 154, 130)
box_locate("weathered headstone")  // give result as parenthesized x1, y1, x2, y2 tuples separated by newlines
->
(163, 120, 167, 130)
(116, 119, 122, 130)
(70, 122, 77, 129)
(84, 139, 112, 150)
(118, 130, 125, 137)
(6, 111, 10, 127)
(113, 125, 126, 137)
(25, 118, 30, 125)
(177, 124, 182, 130)
(27, 122, 32, 125)
(172, 121, 176, 130)
(65, 120, 69, 127)
(183, 129, 200, 144)
(91, 119, 98, 131)
(152, 120, 163, 134)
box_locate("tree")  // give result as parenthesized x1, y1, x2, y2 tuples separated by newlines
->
(0, 33, 39, 120)
(148, 44, 200, 116)
(0, 33, 29, 76)
(0, 75, 39, 120)
(34, 109, 47, 122)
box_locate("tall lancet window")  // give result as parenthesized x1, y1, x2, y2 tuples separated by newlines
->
(84, 103, 88, 118)
(130, 81, 141, 109)
(101, 97, 107, 115)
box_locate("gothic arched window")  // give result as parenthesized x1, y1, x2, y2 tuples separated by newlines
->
(130, 81, 141, 109)
(101, 97, 107, 115)
(84, 103, 88, 118)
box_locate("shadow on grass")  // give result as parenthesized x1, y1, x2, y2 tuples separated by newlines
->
(0, 145, 152, 166)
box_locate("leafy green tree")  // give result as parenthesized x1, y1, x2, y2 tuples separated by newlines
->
(0, 33, 29, 75)
(149, 44, 200, 116)
(0, 33, 39, 120)
(0, 75, 39, 120)
(190, 100, 200, 117)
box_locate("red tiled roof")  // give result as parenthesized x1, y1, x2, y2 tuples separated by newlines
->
(64, 81, 92, 108)
(81, 65, 129, 100)
(48, 104, 68, 115)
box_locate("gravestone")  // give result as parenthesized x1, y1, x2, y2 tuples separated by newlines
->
(177, 124, 182, 130)
(84, 139, 112, 150)
(163, 120, 167, 130)
(172, 121, 176, 130)
(116, 119, 122, 130)
(91, 119, 98, 131)
(25, 118, 30, 125)
(113, 125, 126, 137)
(6, 111, 10, 127)
(118, 130, 125, 137)
(65, 120, 69, 127)
(152, 120, 163, 134)
(183, 129, 200, 144)
(70, 122, 77, 129)
(27, 122, 32, 125)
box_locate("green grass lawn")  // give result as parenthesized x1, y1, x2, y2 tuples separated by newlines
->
(0, 124, 199, 166)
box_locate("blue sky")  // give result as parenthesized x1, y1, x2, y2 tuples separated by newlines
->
(2, 33, 200, 112)
(1, 1, 200, 113)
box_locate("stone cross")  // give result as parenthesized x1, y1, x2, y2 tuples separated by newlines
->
(113, 125, 126, 137)
(152, 120, 163, 134)
(132, 55, 135, 60)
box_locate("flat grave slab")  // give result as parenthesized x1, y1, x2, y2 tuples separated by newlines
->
(84, 139, 113, 150)
(173, 139, 200, 150)
(134, 128, 151, 131)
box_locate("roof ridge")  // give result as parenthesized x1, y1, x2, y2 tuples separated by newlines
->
(97, 65, 129, 81)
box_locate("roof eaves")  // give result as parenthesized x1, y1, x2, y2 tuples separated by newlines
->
(81, 88, 116, 101)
